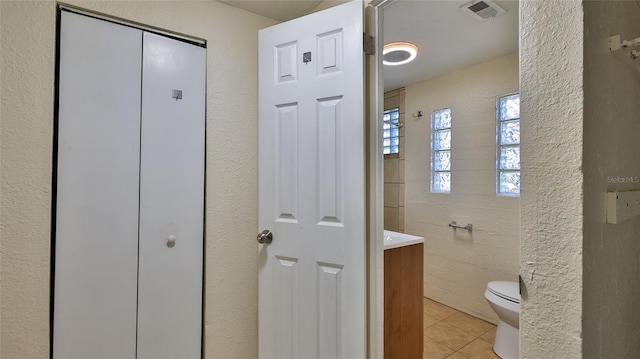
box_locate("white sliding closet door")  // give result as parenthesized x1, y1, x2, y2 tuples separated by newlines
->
(54, 11, 142, 359)
(54, 11, 204, 359)
(136, 32, 205, 359)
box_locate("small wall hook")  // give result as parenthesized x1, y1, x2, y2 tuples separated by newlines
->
(412, 110, 423, 119)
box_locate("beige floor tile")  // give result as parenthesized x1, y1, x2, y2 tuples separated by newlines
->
(423, 335, 455, 359)
(423, 298, 499, 359)
(424, 298, 458, 322)
(456, 339, 500, 359)
(443, 312, 496, 337)
(424, 321, 477, 351)
(479, 327, 497, 344)
(424, 314, 441, 329)
(444, 353, 469, 359)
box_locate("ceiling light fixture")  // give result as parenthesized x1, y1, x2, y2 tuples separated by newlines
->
(383, 42, 418, 66)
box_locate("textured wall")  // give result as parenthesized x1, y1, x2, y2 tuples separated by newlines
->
(0, 1, 276, 357)
(311, 0, 351, 13)
(519, 1, 585, 358)
(404, 53, 520, 323)
(0, 2, 56, 356)
(583, 1, 640, 358)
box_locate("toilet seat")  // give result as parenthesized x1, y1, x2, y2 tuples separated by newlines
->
(487, 281, 520, 304)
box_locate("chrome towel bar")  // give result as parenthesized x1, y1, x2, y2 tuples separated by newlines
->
(449, 221, 472, 232)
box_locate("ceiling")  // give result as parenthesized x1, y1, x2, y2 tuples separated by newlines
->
(383, 0, 518, 91)
(217, 0, 325, 22)
(218, 0, 519, 91)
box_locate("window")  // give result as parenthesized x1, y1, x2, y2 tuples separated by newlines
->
(431, 108, 451, 193)
(383, 108, 400, 155)
(497, 93, 520, 195)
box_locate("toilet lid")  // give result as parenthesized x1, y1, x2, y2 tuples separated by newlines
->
(487, 281, 520, 303)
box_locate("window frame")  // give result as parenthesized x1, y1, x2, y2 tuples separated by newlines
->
(496, 92, 521, 196)
(430, 107, 452, 194)
(382, 107, 400, 156)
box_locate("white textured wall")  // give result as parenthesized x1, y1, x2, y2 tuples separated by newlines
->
(583, 1, 640, 358)
(404, 53, 519, 323)
(519, 1, 584, 358)
(0, 1, 276, 357)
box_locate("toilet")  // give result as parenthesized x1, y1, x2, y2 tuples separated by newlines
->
(485, 281, 520, 359)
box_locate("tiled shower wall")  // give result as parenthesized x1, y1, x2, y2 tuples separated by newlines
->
(383, 88, 405, 233)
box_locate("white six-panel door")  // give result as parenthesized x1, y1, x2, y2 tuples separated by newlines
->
(54, 11, 204, 359)
(258, 2, 366, 358)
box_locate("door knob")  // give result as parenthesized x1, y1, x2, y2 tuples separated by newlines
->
(257, 229, 273, 244)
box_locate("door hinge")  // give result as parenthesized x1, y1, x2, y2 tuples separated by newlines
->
(363, 33, 375, 55)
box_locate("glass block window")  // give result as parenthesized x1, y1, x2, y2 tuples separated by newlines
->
(497, 93, 520, 195)
(431, 108, 452, 193)
(383, 108, 400, 155)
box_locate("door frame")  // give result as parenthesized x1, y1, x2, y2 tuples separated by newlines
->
(368, 2, 524, 358)
(365, 1, 393, 357)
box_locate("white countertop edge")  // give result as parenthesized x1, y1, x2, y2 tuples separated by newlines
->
(383, 230, 425, 250)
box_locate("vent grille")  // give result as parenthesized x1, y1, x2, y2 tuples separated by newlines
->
(468, 1, 490, 13)
(461, 0, 505, 21)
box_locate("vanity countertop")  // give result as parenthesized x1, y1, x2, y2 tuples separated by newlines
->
(383, 230, 425, 250)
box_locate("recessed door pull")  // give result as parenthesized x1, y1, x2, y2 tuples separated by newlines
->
(167, 235, 177, 248)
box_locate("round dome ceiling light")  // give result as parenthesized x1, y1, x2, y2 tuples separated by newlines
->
(383, 42, 418, 66)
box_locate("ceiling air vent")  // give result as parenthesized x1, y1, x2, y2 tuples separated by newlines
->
(460, 0, 505, 21)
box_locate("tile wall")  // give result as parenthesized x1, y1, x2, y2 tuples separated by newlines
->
(384, 88, 405, 232)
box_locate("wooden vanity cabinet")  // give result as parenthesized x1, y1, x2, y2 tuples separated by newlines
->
(384, 242, 424, 358)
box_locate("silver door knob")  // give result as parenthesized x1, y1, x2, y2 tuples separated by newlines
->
(257, 229, 273, 244)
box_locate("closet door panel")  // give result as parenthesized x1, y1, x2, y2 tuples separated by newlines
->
(54, 11, 142, 359)
(137, 32, 205, 359)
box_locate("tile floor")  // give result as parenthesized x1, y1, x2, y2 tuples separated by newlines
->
(423, 297, 499, 359)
